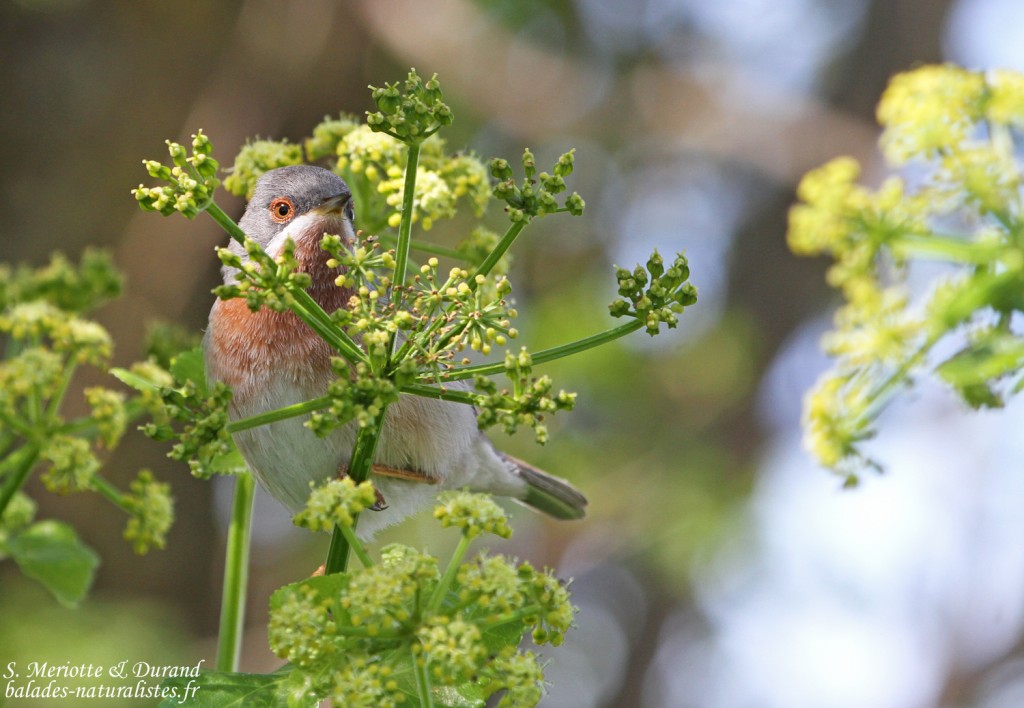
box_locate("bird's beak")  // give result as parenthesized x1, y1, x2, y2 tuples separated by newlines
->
(311, 192, 351, 216)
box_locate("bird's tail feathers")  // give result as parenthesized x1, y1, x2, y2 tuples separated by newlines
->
(502, 454, 587, 520)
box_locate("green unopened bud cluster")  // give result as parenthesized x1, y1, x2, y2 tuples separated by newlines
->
(609, 250, 698, 335)
(142, 378, 235, 479)
(133, 130, 220, 218)
(308, 360, 401, 435)
(491, 148, 585, 222)
(473, 349, 577, 443)
(367, 69, 453, 143)
(214, 237, 311, 313)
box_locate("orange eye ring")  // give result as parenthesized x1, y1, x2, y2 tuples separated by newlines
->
(269, 197, 295, 223)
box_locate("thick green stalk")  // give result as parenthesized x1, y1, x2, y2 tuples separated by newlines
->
(471, 221, 526, 284)
(204, 201, 249, 245)
(417, 319, 645, 383)
(0, 444, 40, 518)
(226, 396, 332, 433)
(90, 475, 132, 512)
(324, 412, 389, 574)
(426, 532, 472, 614)
(339, 524, 374, 569)
(401, 382, 479, 406)
(412, 645, 434, 708)
(216, 472, 256, 672)
(393, 141, 422, 294)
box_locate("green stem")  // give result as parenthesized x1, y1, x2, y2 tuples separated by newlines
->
(340, 524, 374, 568)
(393, 141, 422, 293)
(401, 382, 479, 406)
(0, 412, 34, 438)
(324, 412, 389, 574)
(0, 444, 40, 519)
(418, 319, 645, 383)
(0, 430, 14, 460)
(891, 234, 1003, 264)
(412, 645, 434, 708)
(45, 360, 78, 422)
(472, 221, 526, 284)
(378, 235, 467, 262)
(426, 532, 472, 614)
(91, 475, 132, 513)
(478, 603, 544, 631)
(226, 396, 332, 433)
(204, 201, 249, 245)
(216, 472, 256, 672)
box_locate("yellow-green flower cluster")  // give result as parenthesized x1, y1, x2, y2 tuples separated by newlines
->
(85, 387, 127, 448)
(223, 139, 304, 199)
(293, 478, 378, 531)
(416, 617, 487, 679)
(433, 491, 512, 539)
(122, 470, 174, 554)
(0, 250, 177, 588)
(789, 65, 1024, 479)
(379, 166, 456, 230)
(39, 435, 99, 495)
(342, 544, 439, 632)
(802, 371, 877, 485)
(266, 506, 573, 705)
(132, 131, 220, 218)
(0, 249, 121, 314)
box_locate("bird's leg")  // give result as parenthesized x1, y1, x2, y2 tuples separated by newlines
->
(337, 462, 437, 512)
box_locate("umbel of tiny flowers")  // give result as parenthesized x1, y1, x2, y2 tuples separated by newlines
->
(0, 251, 180, 606)
(261, 488, 571, 706)
(788, 63, 1024, 484)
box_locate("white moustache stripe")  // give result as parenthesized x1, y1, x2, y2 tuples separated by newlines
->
(264, 213, 355, 260)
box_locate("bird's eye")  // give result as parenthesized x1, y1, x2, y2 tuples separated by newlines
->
(269, 197, 295, 223)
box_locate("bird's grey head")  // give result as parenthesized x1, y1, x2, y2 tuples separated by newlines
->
(223, 165, 354, 281)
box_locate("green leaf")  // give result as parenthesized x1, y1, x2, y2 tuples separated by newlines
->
(171, 347, 209, 395)
(159, 671, 290, 708)
(6, 520, 99, 607)
(936, 331, 1024, 408)
(110, 367, 161, 393)
(209, 445, 248, 476)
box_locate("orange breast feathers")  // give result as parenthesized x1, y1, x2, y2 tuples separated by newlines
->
(205, 224, 354, 405)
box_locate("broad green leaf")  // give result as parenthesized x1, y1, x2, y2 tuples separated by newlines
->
(936, 331, 1024, 408)
(6, 520, 99, 607)
(171, 347, 209, 394)
(110, 366, 162, 393)
(159, 671, 290, 708)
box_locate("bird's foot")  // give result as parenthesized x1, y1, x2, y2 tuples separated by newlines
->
(336, 463, 435, 512)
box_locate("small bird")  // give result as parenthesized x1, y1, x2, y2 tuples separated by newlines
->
(204, 165, 586, 538)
